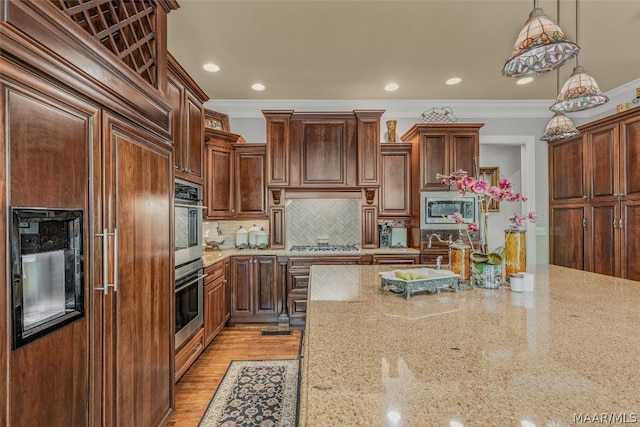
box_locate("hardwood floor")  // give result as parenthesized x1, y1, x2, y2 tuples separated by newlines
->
(166, 325, 303, 426)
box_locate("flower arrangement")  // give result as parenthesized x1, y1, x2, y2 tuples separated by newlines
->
(436, 169, 538, 265)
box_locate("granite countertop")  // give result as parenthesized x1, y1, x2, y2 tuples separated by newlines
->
(201, 247, 421, 267)
(300, 264, 640, 426)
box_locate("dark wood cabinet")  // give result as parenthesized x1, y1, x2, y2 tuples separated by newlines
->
(204, 130, 241, 219)
(263, 110, 383, 188)
(168, 53, 208, 184)
(548, 109, 640, 280)
(549, 135, 588, 204)
(204, 130, 266, 220)
(234, 144, 267, 218)
(97, 114, 174, 426)
(401, 123, 482, 192)
(1, 3, 176, 423)
(380, 143, 412, 218)
(203, 260, 229, 347)
(230, 256, 278, 322)
(549, 204, 587, 270)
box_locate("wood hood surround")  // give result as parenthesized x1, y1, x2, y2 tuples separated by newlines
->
(263, 110, 384, 249)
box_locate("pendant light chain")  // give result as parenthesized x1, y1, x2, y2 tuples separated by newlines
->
(575, 0, 580, 67)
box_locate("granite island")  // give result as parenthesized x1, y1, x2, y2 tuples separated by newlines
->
(300, 264, 640, 426)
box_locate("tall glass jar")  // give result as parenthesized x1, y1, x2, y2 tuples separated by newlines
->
(449, 235, 471, 283)
(504, 229, 526, 280)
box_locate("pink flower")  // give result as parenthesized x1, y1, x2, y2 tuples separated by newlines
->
(527, 212, 539, 222)
(471, 180, 488, 194)
(486, 186, 501, 198)
(447, 213, 463, 223)
(467, 223, 479, 232)
(461, 176, 475, 188)
(498, 178, 511, 190)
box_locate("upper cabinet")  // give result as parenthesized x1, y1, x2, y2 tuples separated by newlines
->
(203, 129, 267, 220)
(167, 53, 208, 184)
(263, 110, 384, 188)
(379, 143, 412, 218)
(401, 123, 482, 191)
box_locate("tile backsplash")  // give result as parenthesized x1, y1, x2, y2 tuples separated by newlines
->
(286, 199, 360, 247)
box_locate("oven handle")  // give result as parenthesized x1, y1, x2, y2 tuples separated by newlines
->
(174, 203, 207, 209)
(175, 273, 208, 294)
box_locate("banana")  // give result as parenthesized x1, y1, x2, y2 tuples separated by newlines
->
(394, 271, 428, 281)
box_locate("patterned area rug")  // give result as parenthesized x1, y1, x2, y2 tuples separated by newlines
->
(198, 359, 300, 427)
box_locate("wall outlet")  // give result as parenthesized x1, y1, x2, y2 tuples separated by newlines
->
(535, 226, 547, 236)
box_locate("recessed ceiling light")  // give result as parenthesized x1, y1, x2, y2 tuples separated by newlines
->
(384, 83, 399, 92)
(446, 77, 462, 85)
(202, 63, 220, 73)
(251, 83, 266, 91)
(517, 77, 534, 85)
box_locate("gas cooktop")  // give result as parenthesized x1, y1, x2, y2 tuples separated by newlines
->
(289, 244, 359, 253)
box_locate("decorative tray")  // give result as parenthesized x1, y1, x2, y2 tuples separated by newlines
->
(379, 268, 461, 300)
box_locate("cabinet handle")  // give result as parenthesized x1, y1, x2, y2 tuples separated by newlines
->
(619, 218, 624, 229)
(582, 218, 586, 228)
(95, 228, 117, 294)
(583, 195, 588, 199)
(613, 218, 618, 229)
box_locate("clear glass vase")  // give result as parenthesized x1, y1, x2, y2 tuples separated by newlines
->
(472, 262, 503, 289)
(504, 229, 526, 280)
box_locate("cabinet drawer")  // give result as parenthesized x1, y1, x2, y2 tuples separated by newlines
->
(175, 327, 204, 382)
(288, 256, 361, 269)
(204, 260, 225, 284)
(288, 290, 308, 318)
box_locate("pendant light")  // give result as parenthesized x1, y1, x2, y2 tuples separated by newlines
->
(550, 0, 608, 112)
(541, 70, 580, 142)
(502, 0, 579, 78)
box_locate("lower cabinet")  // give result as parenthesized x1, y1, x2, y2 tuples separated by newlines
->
(230, 255, 279, 323)
(174, 328, 204, 382)
(204, 259, 230, 346)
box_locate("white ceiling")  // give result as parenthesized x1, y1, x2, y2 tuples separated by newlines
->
(167, 0, 640, 101)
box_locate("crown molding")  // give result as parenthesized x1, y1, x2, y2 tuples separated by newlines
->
(205, 79, 640, 121)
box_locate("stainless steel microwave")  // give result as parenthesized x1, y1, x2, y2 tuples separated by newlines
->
(421, 191, 479, 229)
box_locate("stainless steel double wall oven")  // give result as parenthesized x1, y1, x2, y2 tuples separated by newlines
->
(174, 179, 206, 349)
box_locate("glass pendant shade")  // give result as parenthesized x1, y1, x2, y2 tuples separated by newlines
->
(550, 66, 609, 112)
(540, 112, 580, 142)
(503, 8, 579, 77)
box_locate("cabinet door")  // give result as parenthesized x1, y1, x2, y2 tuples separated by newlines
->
(230, 256, 253, 317)
(588, 123, 619, 201)
(235, 145, 267, 218)
(204, 278, 226, 346)
(300, 120, 349, 186)
(420, 132, 449, 191)
(588, 202, 620, 277)
(167, 74, 184, 175)
(450, 131, 479, 180)
(620, 114, 640, 199)
(224, 259, 231, 320)
(380, 144, 411, 217)
(253, 256, 278, 316)
(205, 143, 235, 218)
(102, 113, 173, 426)
(549, 136, 588, 204)
(183, 92, 204, 183)
(621, 200, 640, 281)
(4, 75, 97, 427)
(549, 205, 587, 270)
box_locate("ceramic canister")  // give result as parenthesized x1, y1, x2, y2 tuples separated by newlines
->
(255, 228, 269, 248)
(235, 225, 248, 248)
(248, 224, 260, 248)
